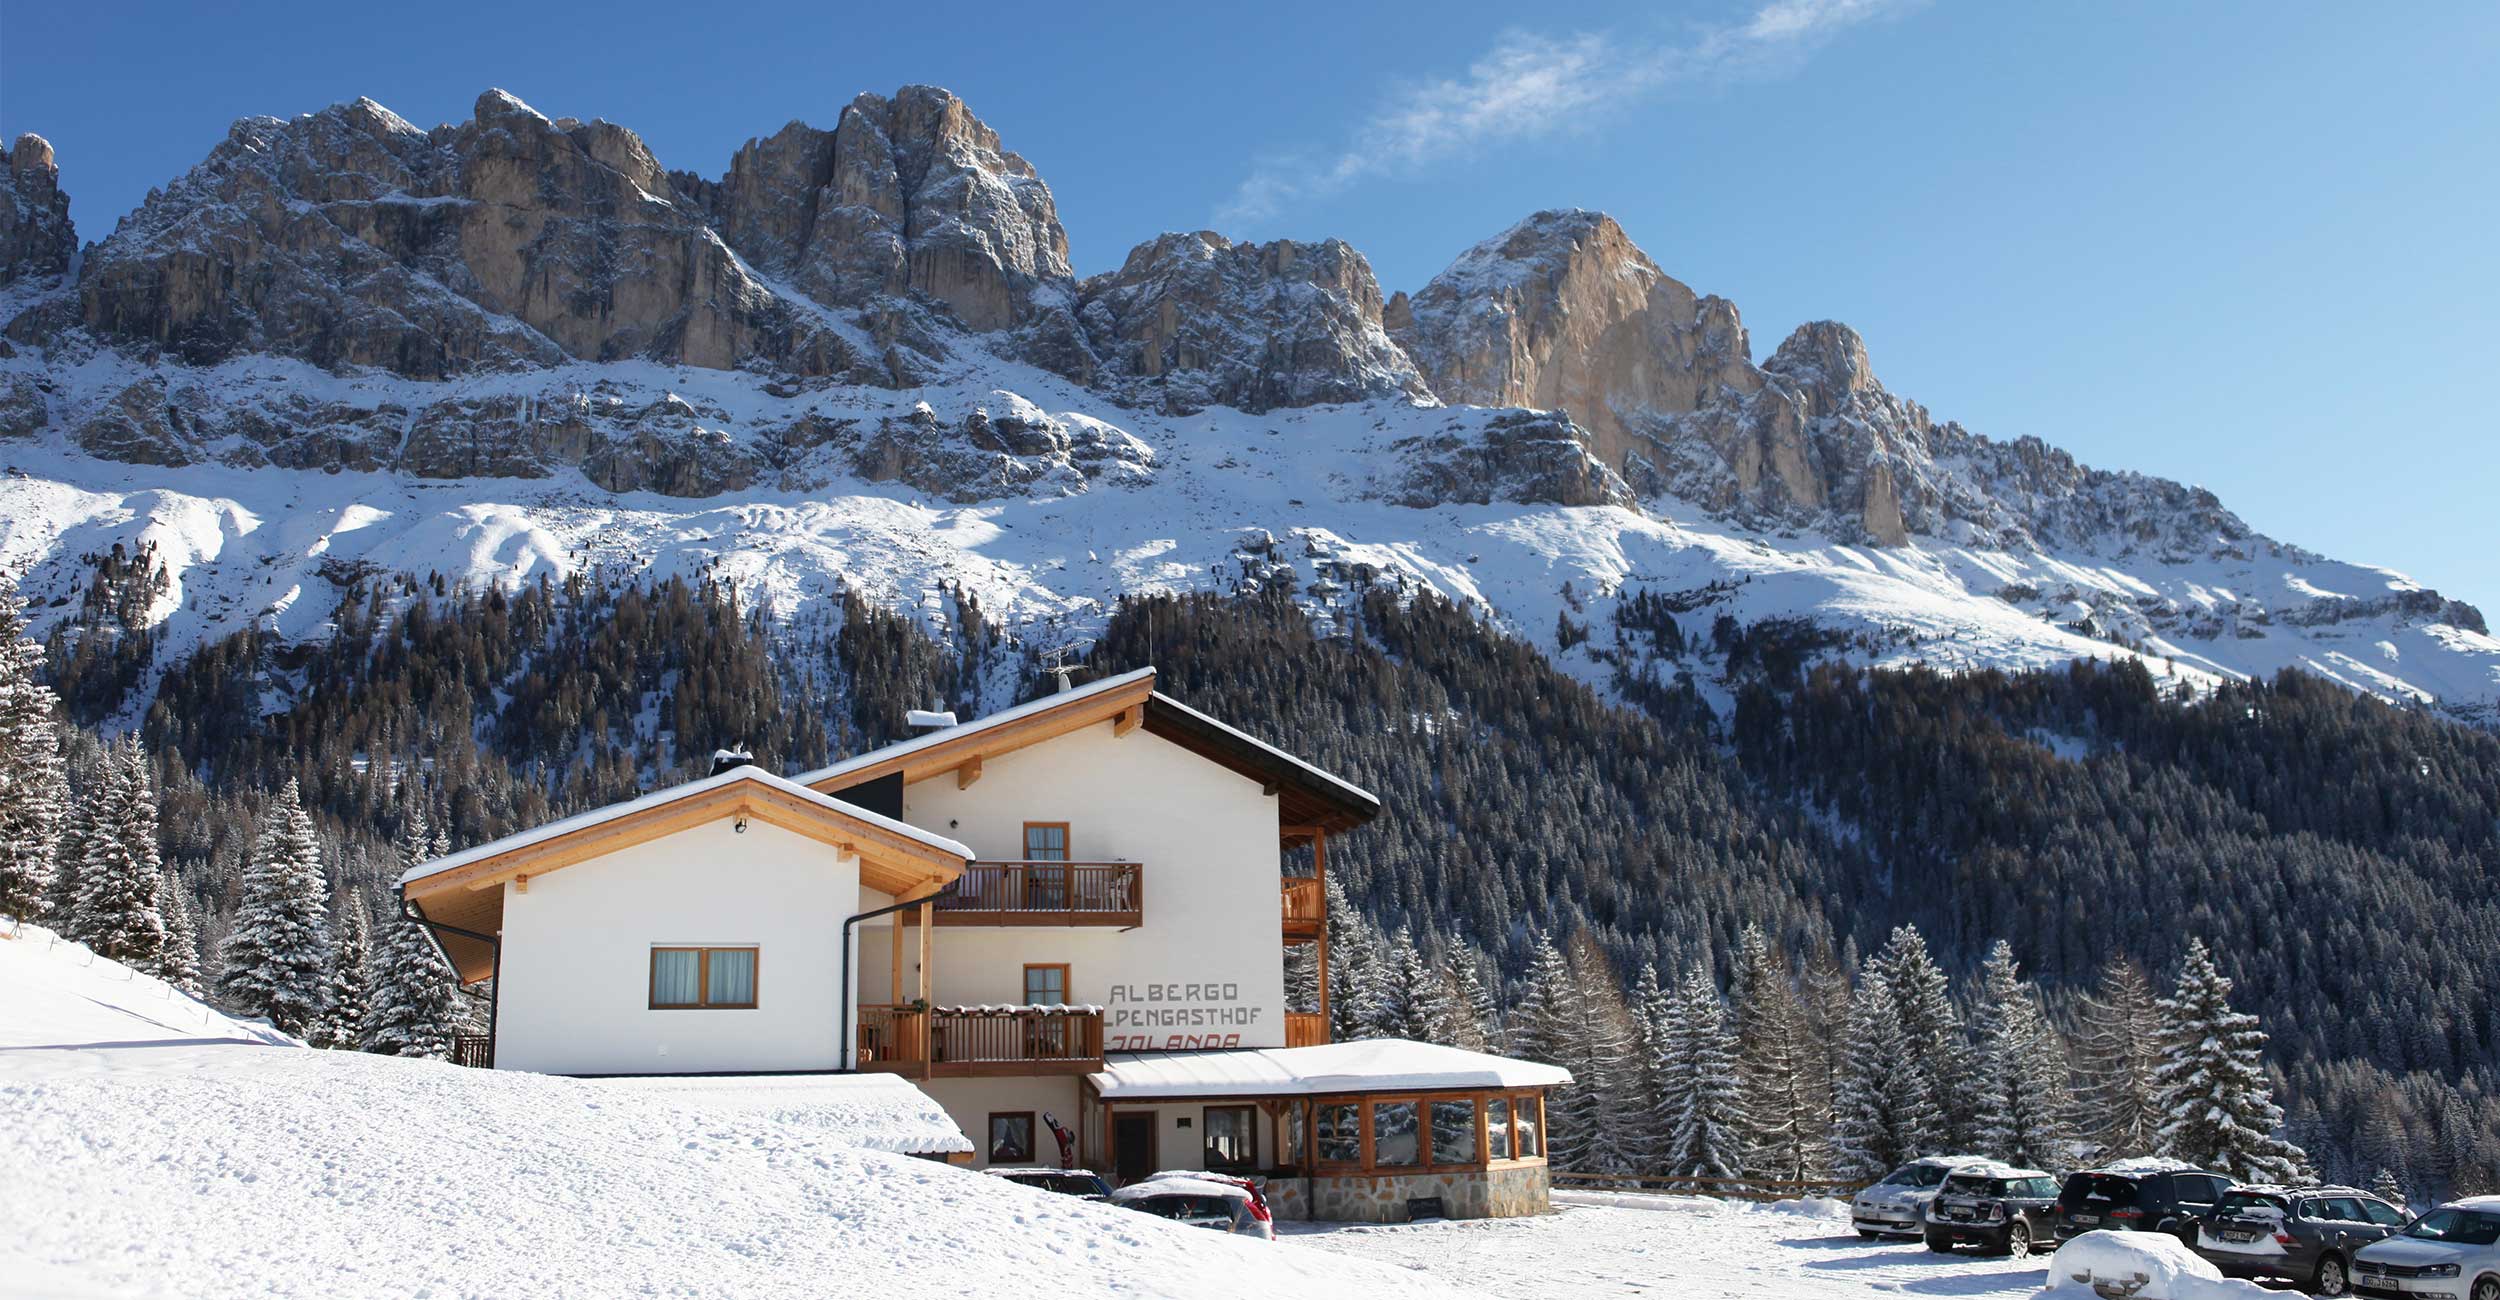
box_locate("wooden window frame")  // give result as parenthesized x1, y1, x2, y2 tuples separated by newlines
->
(1023, 962, 1071, 1006)
(1202, 1104, 1258, 1173)
(988, 1111, 1037, 1165)
(1022, 821, 1071, 860)
(1301, 1089, 1550, 1176)
(648, 946, 760, 1010)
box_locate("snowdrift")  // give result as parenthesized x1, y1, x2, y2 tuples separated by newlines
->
(2036, 1231, 2276, 1300)
(0, 925, 1474, 1300)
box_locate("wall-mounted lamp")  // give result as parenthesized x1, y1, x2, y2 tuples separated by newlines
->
(733, 816, 749, 834)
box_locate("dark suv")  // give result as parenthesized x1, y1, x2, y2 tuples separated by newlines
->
(2054, 1162, 2232, 1245)
(1926, 1165, 2062, 1256)
(2194, 1185, 2408, 1296)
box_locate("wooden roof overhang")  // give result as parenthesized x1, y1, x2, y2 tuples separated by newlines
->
(801, 670, 1380, 838)
(401, 778, 966, 984)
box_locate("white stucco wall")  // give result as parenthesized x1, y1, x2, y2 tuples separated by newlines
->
(921, 1077, 1085, 1169)
(895, 721, 1288, 1051)
(493, 818, 865, 1075)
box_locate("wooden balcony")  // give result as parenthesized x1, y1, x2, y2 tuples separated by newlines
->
(857, 1005, 1105, 1078)
(1281, 875, 1323, 942)
(930, 861, 1142, 928)
(1284, 1011, 1329, 1048)
(451, 1034, 493, 1069)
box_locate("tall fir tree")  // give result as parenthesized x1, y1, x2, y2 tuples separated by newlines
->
(1967, 940, 2076, 1168)
(2073, 956, 2167, 1160)
(1321, 873, 1384, 1042)
(1569, 932, 1649, 1174)
(1657, 966, 1750, 1183)
(1830, 966, 1944, 1181)
(1733, 925, 1827, 1181)
(155, 871, 201, 992)
(317, 901, 372, 1050)
(70, 738, 165, 966)
(2153, 939, 2307, 1183)
(1870, 925, 1974, 1150)
(217, 779, 334, 1038)
(1628, 962, 1676, 1171)
(2370, 1166, 2408, 1211)
(1366, 928, 1445, 1042)
(1511, 931, 1599, 1169)
(1440, 951, 1497, 1053)
(0, 578, 65, 922)
(363, 812, 462, 1058)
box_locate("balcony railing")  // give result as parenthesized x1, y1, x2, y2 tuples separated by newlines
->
(1281, 875, 1323, 940)
(857, 1005, 1105, 1078)
(1285, 1011, 1329, 1048)
(451, 1034, 493, 1069)
(932, 861, 1142, 927)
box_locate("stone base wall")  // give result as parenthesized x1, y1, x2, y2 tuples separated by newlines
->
(1261, 1165, 1550, 1222)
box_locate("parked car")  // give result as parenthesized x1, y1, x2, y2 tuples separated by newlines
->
(1109, 1171, 1276, 1241)
(2192, 1184, 2408, 1295)
(1924, 1163, 2062, 1256)
(1852, 1155, 1993, 1239)
(2053, 1159, 2232, 1245)
(2351, 1197, 2500, 1300)
(983, 1166, 1113, 1201)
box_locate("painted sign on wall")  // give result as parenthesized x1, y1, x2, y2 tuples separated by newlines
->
(1106, 980, 1265, 1051)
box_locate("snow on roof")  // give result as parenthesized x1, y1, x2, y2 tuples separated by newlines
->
(789, 667, 1158, 788)
(2082, 1156, 2209, 1178)
(1090, 1039, 1570, 1099)
(397, 764, 971, 886)
(1942, 1160, 2048, 1180)
(2448, 1195, 2500, 1212)
(581, 1073, 971, 1155)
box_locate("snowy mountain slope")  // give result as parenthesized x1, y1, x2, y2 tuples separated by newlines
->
(1, 87, 2493, 724)
(0, 924, 1476, 1300)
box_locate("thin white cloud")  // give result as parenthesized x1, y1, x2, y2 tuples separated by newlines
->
(1219, 0, 1917, 226)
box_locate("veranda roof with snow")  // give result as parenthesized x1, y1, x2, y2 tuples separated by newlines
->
(398, 765, 971, 982)
(790, 666, 1380, 833)
(580, 1073, 972, 1156)
(1087, 1040, 1570, 1099)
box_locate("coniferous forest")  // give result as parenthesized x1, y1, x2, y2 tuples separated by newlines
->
(5, 564, 2497, 1202)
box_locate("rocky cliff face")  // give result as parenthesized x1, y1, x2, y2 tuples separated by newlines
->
(1076, 231, 1427, 413)
(0, 134, 76, 286)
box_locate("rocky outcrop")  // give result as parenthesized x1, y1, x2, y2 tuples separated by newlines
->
(679, 87, 1076, 339)
(71, 92, 877, 380)
(1, 134, 75, 285)
(1391, 210, 1758, 467)
(1076, 232, 1428, 414)
(1376, 410, 1633, 510)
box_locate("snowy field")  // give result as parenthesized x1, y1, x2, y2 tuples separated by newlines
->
(0, 924, 1469, 1300)
(1291, 1194, 2056, 1299)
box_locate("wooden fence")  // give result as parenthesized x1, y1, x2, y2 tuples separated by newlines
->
(1550, 1170, 1863, 1202)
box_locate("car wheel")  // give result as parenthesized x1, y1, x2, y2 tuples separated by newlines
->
(2005, 1222, 2032, 1257)
(1925, 1231, 1953, 1253)
(2311, 1254, 2347, 1297)
(2469, 1275, 2497, 1300)
(1857, 1230, 1880, 1240)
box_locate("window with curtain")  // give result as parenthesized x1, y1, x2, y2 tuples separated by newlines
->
(1371, 1101, 1420, 1167)
(1023, 964, 1069, 1005)
(649, 947, 758, 1009)
(1203, 1106, 1256, 1171)
(1022, 823, 1069, 909)
(989, 1112, 1035, 1164)
(1429, 1099, 1477, 1165)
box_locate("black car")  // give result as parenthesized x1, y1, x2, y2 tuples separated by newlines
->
(1925, 1165, 2062, 1256)
(2054, 1162, 2232, 1245)
(2193, 1184, 2408, 1296)
(983, 1166, 1114, 1201)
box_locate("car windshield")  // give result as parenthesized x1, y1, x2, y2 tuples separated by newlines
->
(2401, 1209, 2500, 1246)
(2219, 1191, 2288, 1215)
(2063, 1174, 2140, 1204)
(1944, 1175, 2011, 1196)
(1888, 1164, 1951, 1189)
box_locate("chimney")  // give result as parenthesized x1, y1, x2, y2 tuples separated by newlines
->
(709, 746, 755, 777)
(906, 703, 958, 731)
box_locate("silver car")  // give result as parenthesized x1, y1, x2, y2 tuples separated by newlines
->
(1852, 1155, 1992, 1239)
(2350, 1197, 2500, 1300)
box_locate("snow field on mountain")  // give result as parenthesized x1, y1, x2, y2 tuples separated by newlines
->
(0, 925, 1473, 1300)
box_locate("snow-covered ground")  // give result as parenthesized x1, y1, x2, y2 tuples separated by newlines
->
(0, 923, 1473, 1300)
(1290, 1193, 2058, 1299)
(4, 342, 2494, 728)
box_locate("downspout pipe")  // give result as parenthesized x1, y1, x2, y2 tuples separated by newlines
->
(838, 892, 945, 1072)
(399, 891, 502, 1067)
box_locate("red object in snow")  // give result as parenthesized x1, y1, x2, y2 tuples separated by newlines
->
(1041, 1111, 1077, 1169)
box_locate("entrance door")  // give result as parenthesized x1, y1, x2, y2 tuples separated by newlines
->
(1113, 1113, 1156, 1186)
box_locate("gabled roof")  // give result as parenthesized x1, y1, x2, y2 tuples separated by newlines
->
(1088, 1040, 1569, 1099)
(790, 666, 1381, 834)
(400, 765, 971, 983)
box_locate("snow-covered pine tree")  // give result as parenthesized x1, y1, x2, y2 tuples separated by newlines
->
(1367, 928, 1449, 1042)
(0, 578, 66, 922)
(1733, 925, 1826, 1181)
(1830, 966, 1943, 1182)
(317, 900, 372, 1049)
(1322, 873, 1384, 1041)
(1570, 932, 1648, 1175)
(1658, 966, 1750, 1185)
(44, 741, 106, 929)
(2072, 955, 2165, 1160)
(1968, 940, 2076, 1168)
(2370, 1167, 2408, 1211)
(1439, 951, 1497, 1053)
(1629, 962, 1675, 1172)
(1871, 925, 1974, 1149)
(1510, 932, 1597, 1169)
(155, 870, 201, 992)
(70, 738, 165, 966)
(218, 779, 334, 1038)
(2152, 938, 2306, 1183)
(363, 908, 463, 1057)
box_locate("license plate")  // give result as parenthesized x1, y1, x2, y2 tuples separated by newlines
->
(2072, 1215, 2098, 1225)
(2222, 1231, 2254, 1243)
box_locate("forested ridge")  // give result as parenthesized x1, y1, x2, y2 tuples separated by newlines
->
(6, 566, 2495, 1197)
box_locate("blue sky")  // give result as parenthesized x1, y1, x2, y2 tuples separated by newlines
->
(5, 1, 2496, 611)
